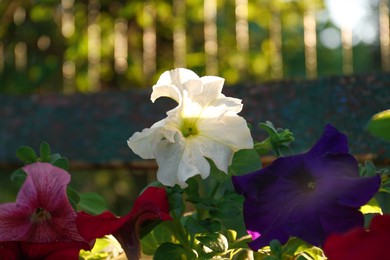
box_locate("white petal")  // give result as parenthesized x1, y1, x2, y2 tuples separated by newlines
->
(151, 84, 181, 104)
(151, 68, 200, 104)
(155, 135, 210, 188)
(128, 128, 159, 159)
(191, 136, 234, 173)
(184, 76, 224, 108)
(127, 119, 167, 159)
(211, 96, 243, 113)
(198, 113, 253, 152)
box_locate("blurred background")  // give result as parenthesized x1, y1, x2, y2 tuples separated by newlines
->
(0, 0, 389, 215)
(0, 0, 387, 94)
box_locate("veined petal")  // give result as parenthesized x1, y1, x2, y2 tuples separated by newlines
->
(0, 163, 84, 243)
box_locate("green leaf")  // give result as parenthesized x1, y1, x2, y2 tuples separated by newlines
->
(196, 233, 228, 254)
(139, 219, 163, 239)
(210, 200, 241, 219)
(199, 218, 222, 233)
(16, 146, 38, 163)
(183, 216, 208, 236)
(49, 153, 62, 163)
(359, 161, 377, 177)
(258, 121, 294, 157)
(167, 187, 185, 218)
(66, 186, 80, 210)
(141, 221, 176, 255)
(10, 168, 27, 187)
(78, 192, 107, 215)
(269, 239, 283, 256)
(52, 157, 69, 170)
(367, 109, 390, 142)
(154, 243, 197, 260)
(229, 149, 262, 176)
(39, 142, 51, 161)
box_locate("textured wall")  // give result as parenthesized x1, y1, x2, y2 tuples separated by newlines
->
(1, 72, 389, 167)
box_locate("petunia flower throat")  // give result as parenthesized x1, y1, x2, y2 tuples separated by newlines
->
(31, 207, 52, 224)
(180, 117, 199, 137)
(128, 68, 253, 188)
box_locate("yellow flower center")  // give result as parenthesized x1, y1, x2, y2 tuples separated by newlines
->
(31, 207, 51, 223)
(180, 118, 199, 137)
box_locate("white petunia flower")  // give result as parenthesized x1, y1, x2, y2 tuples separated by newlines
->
(128, 68, 253, 188)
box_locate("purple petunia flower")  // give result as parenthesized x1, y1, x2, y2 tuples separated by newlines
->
(232, 124, 381, 251)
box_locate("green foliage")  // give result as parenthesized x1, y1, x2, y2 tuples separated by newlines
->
(16, 146, 38, 163)
(255, 121, 295, 157)
(78, 192, 107, 215)
(5, 119, 390, 259)
(154, 243, 197, 260)
(256, 238, 326, 260)
(65, 186, 80, 211)
(0, 0, 382, 94)
(367, 110, 390, 142)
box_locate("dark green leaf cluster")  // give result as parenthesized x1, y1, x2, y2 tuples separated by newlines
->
(260, 238, 326, 260)
(255, 121, 295, 157)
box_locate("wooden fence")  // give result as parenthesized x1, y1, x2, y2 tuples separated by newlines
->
(0, 0, 389, 93)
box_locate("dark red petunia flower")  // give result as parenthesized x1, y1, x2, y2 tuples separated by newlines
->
(323, 214, 390, 260)
(77, 186, 172, 259)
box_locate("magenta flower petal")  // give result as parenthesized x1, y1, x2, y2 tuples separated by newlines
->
(232, 124, 381, 250)
(77, 187, 171, 259)
(0, 162, 85, 243)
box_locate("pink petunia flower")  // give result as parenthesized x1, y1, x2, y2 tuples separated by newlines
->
(0, 162, 91, 259)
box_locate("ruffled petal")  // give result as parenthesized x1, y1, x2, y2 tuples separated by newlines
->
(127, 119, 169, 159)
(154, 134, 210, 188)
(191, 135, 233, 173)
(197, 113, 253, 152)
(151, 68, 200, 104)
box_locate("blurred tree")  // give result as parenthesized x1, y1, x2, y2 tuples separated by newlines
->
(0, 0, 384, 94)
